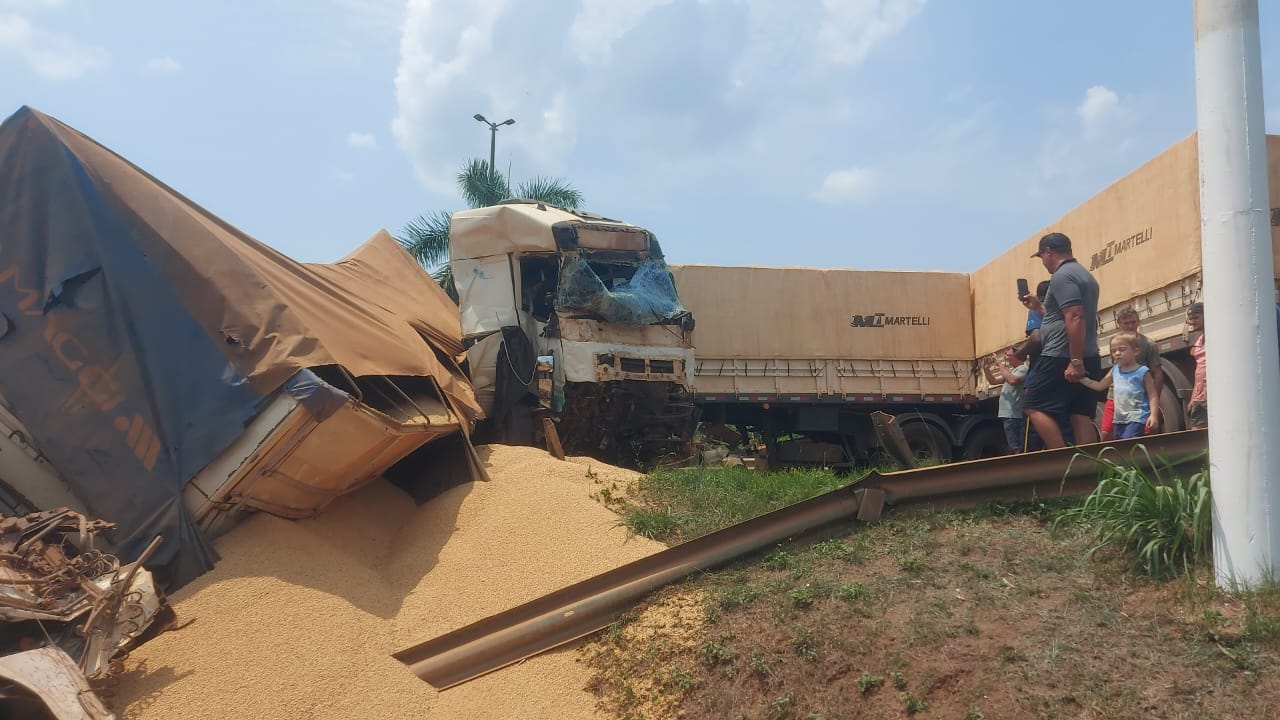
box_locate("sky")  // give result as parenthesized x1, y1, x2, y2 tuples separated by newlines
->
(2, 0, 1279, 273)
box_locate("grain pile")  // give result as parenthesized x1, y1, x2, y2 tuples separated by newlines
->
(111, 445, 661, 719)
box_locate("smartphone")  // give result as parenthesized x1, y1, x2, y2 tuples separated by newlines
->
(1016, 277, 1030, 299)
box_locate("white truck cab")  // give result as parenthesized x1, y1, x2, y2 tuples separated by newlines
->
(450, 201, 695, 464)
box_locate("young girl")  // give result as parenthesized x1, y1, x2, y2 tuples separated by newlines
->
(1079, 331, 1160, 439)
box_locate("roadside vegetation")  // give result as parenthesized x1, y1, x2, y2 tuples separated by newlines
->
(594, 464, 853, 545)
(581, 451, 1280, 719)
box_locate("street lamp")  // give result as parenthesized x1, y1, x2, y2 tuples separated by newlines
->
(473, 113, 515, 171)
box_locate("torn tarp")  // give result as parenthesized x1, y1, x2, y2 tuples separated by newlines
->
(553, 256, 688, 326)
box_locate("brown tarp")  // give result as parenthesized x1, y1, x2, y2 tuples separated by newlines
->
(14, 107, 477, 417)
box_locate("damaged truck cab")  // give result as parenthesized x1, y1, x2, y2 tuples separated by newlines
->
(450, 201, 696, 464)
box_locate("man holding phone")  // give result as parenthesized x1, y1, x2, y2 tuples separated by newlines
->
(1020, 232, 1103, 449)
(1017, 278, 1042, 337)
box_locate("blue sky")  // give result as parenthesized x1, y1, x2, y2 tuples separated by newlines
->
(2, 0, 1278, 272)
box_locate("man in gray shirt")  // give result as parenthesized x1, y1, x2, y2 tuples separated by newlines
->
(1021, 232, 1103, 448)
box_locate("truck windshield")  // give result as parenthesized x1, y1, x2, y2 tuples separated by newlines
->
(553, 255, 689, 326)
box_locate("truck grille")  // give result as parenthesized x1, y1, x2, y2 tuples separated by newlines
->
(648, 359, 676, 374)
(595, 354, 682, 379)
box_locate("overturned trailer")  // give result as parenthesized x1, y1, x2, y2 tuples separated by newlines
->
(450, 202, 696, 465)
(0, 106, 480, 589)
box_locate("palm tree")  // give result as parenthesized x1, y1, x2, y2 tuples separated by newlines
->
(400, 159, 584, 301)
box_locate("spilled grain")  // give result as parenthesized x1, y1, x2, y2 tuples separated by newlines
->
(113, 445, 661, 719)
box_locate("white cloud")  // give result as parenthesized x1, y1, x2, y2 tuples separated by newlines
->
(346, 131, 378, 150)
(392, 0, 581, 193)
(816, 0, 926, 67)
(329, 168, 354, 182)
(1035, 85, 1128, 183)
(391, 0, 926, 203)
(813, 166, 877, 204)
(0, 13, 26, 45)
(142, 55, 181, 76)
(568, 0, 674, 64)
(0, 12, 109, 80)
(0, 0, 65, 10)
(392, 0, 510, 192)
(1077, 85, 1120, 135)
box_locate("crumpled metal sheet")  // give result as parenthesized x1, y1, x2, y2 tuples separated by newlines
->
(0, 508, 174, 681)
(0, 646, 115, 720)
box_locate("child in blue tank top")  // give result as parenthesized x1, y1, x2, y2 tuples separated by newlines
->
(1079, 331, 1160, 439)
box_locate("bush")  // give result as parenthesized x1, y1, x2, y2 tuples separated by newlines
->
(1054, 446, 1211, 577)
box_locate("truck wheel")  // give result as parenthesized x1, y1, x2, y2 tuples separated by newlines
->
(962, 424, 1008, 460)
(1156, 383, 1184, 432)
(900, 422, 950, 464)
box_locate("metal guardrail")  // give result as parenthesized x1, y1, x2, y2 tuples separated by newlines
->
(394, 430, 1208, 689)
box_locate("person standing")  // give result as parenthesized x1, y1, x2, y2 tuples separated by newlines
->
(1015, 280, 1053, 450)
(1100, 307, 1165, 440)
(1186, 302, 1207, 429)
(1021, 232, 1104, 448)
(1015, 280, 1052, 367)
(990, 348, 1029, 453)
(1079, 331, 1161, 439)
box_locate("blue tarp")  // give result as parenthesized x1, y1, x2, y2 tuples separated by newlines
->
(0, 109, 264, 586)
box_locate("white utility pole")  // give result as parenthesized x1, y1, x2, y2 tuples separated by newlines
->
(1193, 0, 1280, 587)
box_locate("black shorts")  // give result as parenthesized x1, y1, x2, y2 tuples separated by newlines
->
(1024, 355, 1105, 418)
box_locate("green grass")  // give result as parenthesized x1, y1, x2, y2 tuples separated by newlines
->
(614, 465, 849, 544)
(1053, 446, 1211, 578)
(856, 672, 883, 694)
(584, 448, 1280, 720)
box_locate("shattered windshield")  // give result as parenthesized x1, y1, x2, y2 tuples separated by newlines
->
(553, 254, 689, 325)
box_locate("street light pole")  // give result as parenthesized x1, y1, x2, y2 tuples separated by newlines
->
(473, 113, 515, 172)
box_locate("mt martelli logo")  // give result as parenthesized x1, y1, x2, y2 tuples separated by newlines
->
(849, 313, 931, 328)
(1089, 227, 1152, 270)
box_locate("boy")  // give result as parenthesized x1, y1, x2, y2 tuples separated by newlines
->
(1100, 307, 1164, 440)
(989, 347, 1028, 453)
(1078, 331, 1160, 439)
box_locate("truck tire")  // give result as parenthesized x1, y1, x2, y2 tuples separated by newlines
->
(961, 424, 1009, 460)
(1156, 383, 1184, 433)
(900, 421, 951, 464)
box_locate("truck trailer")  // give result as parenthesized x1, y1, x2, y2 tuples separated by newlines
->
(675, 131, 1280, 468)
(671, 265, 994, 466)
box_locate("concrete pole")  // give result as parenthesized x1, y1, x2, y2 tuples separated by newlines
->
(1192, 0, 1280, 587)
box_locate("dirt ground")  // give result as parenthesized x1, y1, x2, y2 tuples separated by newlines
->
(109, 445, 660, 719)
(104, 450, 1280, 719)
(580, 511, 1280, 720)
